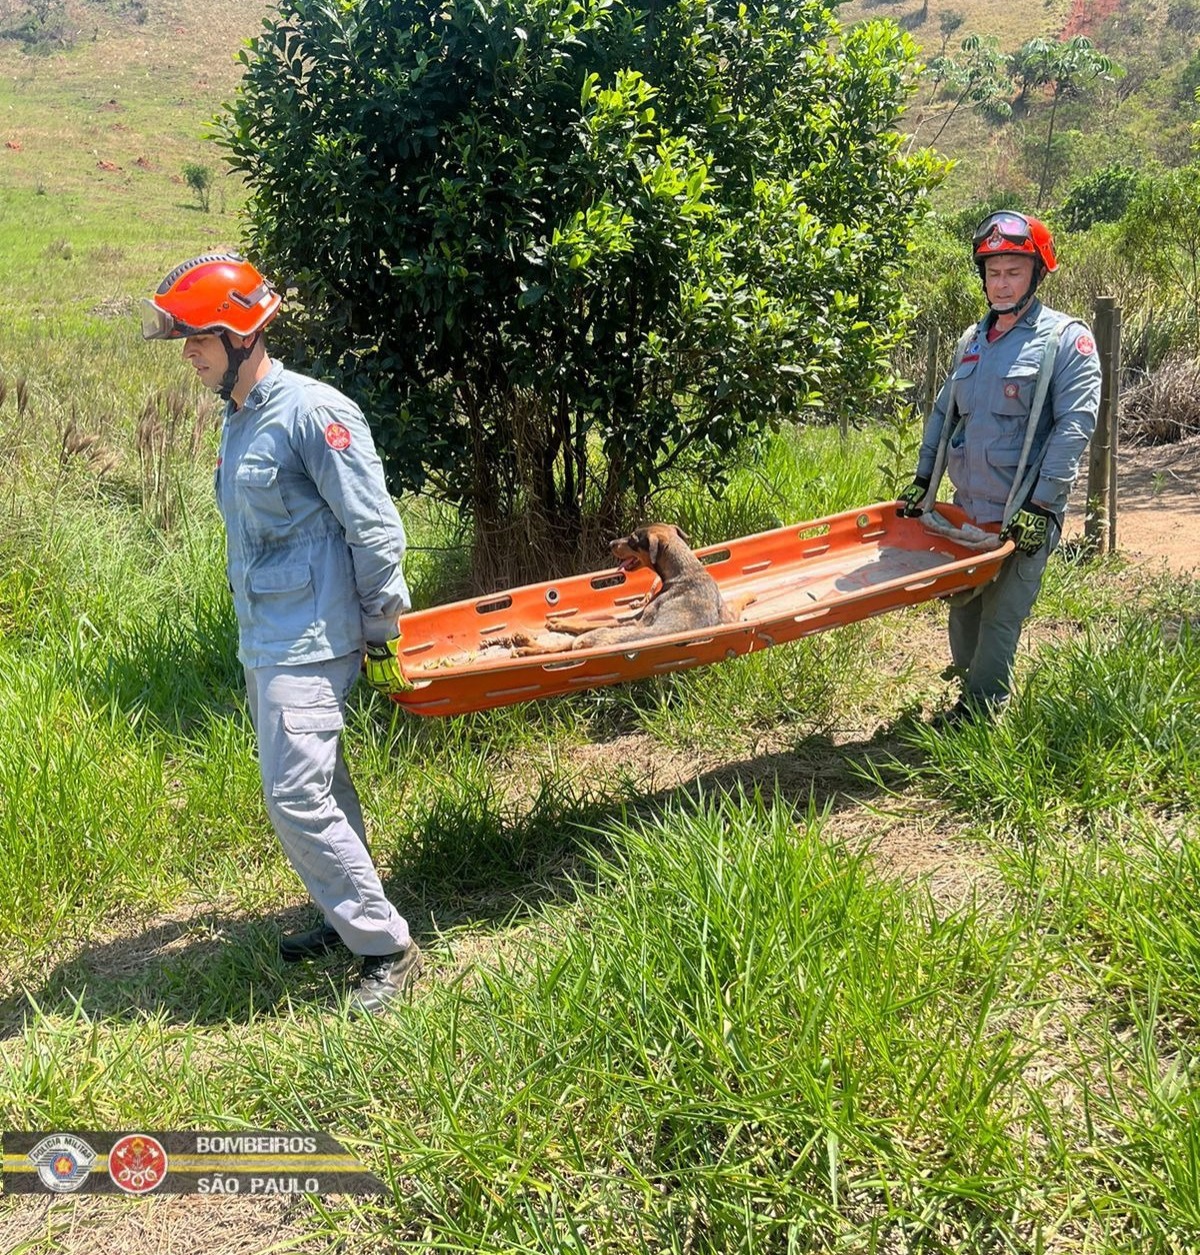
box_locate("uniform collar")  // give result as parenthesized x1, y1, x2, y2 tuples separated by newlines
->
(241, 359, 284, 410)
(225, 359, 283, 419)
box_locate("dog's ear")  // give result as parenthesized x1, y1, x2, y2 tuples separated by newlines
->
(640, 528, 661, 566)
(672, 525, 691, 545)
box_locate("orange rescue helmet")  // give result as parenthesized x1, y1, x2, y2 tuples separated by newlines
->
(141, 253, 281, 341)
(971, 211, 1058, 277)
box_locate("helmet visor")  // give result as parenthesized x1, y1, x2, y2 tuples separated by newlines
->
(140, 298, 212, 341)
(973, 212, 1034, 253)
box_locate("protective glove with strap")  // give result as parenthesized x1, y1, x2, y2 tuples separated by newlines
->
(1002, 503, 1053, 555)
(363, 636, 412, 696)
(896, 476, 931, 518)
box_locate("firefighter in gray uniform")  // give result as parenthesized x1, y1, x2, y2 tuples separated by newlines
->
(142, 253, 421, 1014)
(899, 212, 1102, 725)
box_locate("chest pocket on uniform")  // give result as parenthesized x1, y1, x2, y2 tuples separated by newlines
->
(993, 364, 1038, 420)
(236, 461, 292, 532)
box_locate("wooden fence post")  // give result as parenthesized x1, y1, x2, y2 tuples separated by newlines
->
(922, 324, 939, 419)
(1085, 296, 1120, 554)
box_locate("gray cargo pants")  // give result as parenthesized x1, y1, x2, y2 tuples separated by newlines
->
(948, 516, 1060, 706)
(244, 652, 411, 957)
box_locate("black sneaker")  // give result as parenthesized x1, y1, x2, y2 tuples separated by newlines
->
(930, 696, 1004, 732)
(348, 944, 424, 1016)
(279, 922, 347, 963)
(930, 699, 976, 731)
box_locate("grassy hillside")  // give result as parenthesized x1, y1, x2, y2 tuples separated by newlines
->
(841, 0, 1198, 209)
(0, 0, 263, 332)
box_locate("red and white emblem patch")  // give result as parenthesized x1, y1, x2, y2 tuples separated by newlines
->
(1004, 382, 1020, 399)
(108, 1134, 168, 1195)
(324, 423, 352, 450)
(1075, 333, 1095, 356)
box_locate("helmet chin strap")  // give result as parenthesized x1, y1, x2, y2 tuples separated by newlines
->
(218, 331, 260, 402)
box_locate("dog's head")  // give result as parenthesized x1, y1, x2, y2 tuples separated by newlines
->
(609, 524, 690, 572)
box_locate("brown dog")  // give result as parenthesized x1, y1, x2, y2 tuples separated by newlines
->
(513, 524, 739, 655)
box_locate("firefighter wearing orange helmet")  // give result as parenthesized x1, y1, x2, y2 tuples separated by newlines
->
(898, 212, 1102, 727)
(143, 253, 422, 1014)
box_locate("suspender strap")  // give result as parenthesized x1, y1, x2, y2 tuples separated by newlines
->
(1000, 320, 1064, 529)
(919, 325, 975, 514)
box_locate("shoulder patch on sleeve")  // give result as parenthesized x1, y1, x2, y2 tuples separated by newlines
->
(1074, 333, 1095, 356)
(324, 422, 352, 450)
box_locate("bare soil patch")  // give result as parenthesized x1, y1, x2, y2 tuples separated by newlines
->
(1108, 434, 1200, 575)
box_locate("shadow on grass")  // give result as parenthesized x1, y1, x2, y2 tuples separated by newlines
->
(0, 716, 928, 1036)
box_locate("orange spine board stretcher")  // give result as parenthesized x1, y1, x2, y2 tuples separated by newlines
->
(392, 502, 1014, 717)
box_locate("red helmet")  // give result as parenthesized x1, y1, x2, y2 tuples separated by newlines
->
(141, 253, 281, 340)
(972, 211, 1057, 275)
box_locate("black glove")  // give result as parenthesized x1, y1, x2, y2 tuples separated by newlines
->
(1002, 503, 1053, 555)
(897, 476, 930, 518)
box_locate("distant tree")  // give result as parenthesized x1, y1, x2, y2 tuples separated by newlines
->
(1059, 164, 1144, 232)
(937, 9, 964, 57)
(218, 0, 944, 583)
(1179, 49, 1200, 109)
(1008, 36, 1122, 208)
(1120, 163, 1200, 331)
(923, 33, 1012, 147)
(182, 162, 212, 213)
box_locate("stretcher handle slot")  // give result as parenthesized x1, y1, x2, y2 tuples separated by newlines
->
(401, 640, 436, 656)
(475, 594, 513, 615)
(590, 572, 627, 590)
(485, 683, 544, 699)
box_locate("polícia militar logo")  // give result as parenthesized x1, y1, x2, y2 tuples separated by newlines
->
(27, 1134, 98, 1193)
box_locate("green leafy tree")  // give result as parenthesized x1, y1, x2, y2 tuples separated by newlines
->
(1059, 163, 1144, 232)
(923, 33, 1012, 148)
(1120, 162, 1200, 335)
(1008, 36, 1122, 209)
(218, 0, 943, 584)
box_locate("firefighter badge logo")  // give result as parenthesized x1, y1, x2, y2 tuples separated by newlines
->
(27, 1134, 97, 1193)
(108, 1133, 169, 1194)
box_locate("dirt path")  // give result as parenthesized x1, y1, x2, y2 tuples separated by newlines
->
(1080, 434, 1200, 574)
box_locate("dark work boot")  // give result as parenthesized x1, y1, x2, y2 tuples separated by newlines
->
(930, 695, 1003, 732)
(348, 944, 424, 1016)
(279, 921, 348, 963)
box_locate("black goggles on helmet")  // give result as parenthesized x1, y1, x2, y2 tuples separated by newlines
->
(973, 212, 1034, 253)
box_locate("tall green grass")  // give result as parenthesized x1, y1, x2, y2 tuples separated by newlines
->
(903, 617, 1200, 836)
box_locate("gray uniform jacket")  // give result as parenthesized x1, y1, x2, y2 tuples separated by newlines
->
(916, 300, 1102, 525)
(215, 361, 411, 668)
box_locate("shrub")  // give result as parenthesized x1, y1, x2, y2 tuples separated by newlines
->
(218, 0, 944, 586)
(1058, 163, 1145, 233)
(182, 162, 212, 213)
(1120, 351, 1200, 444)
